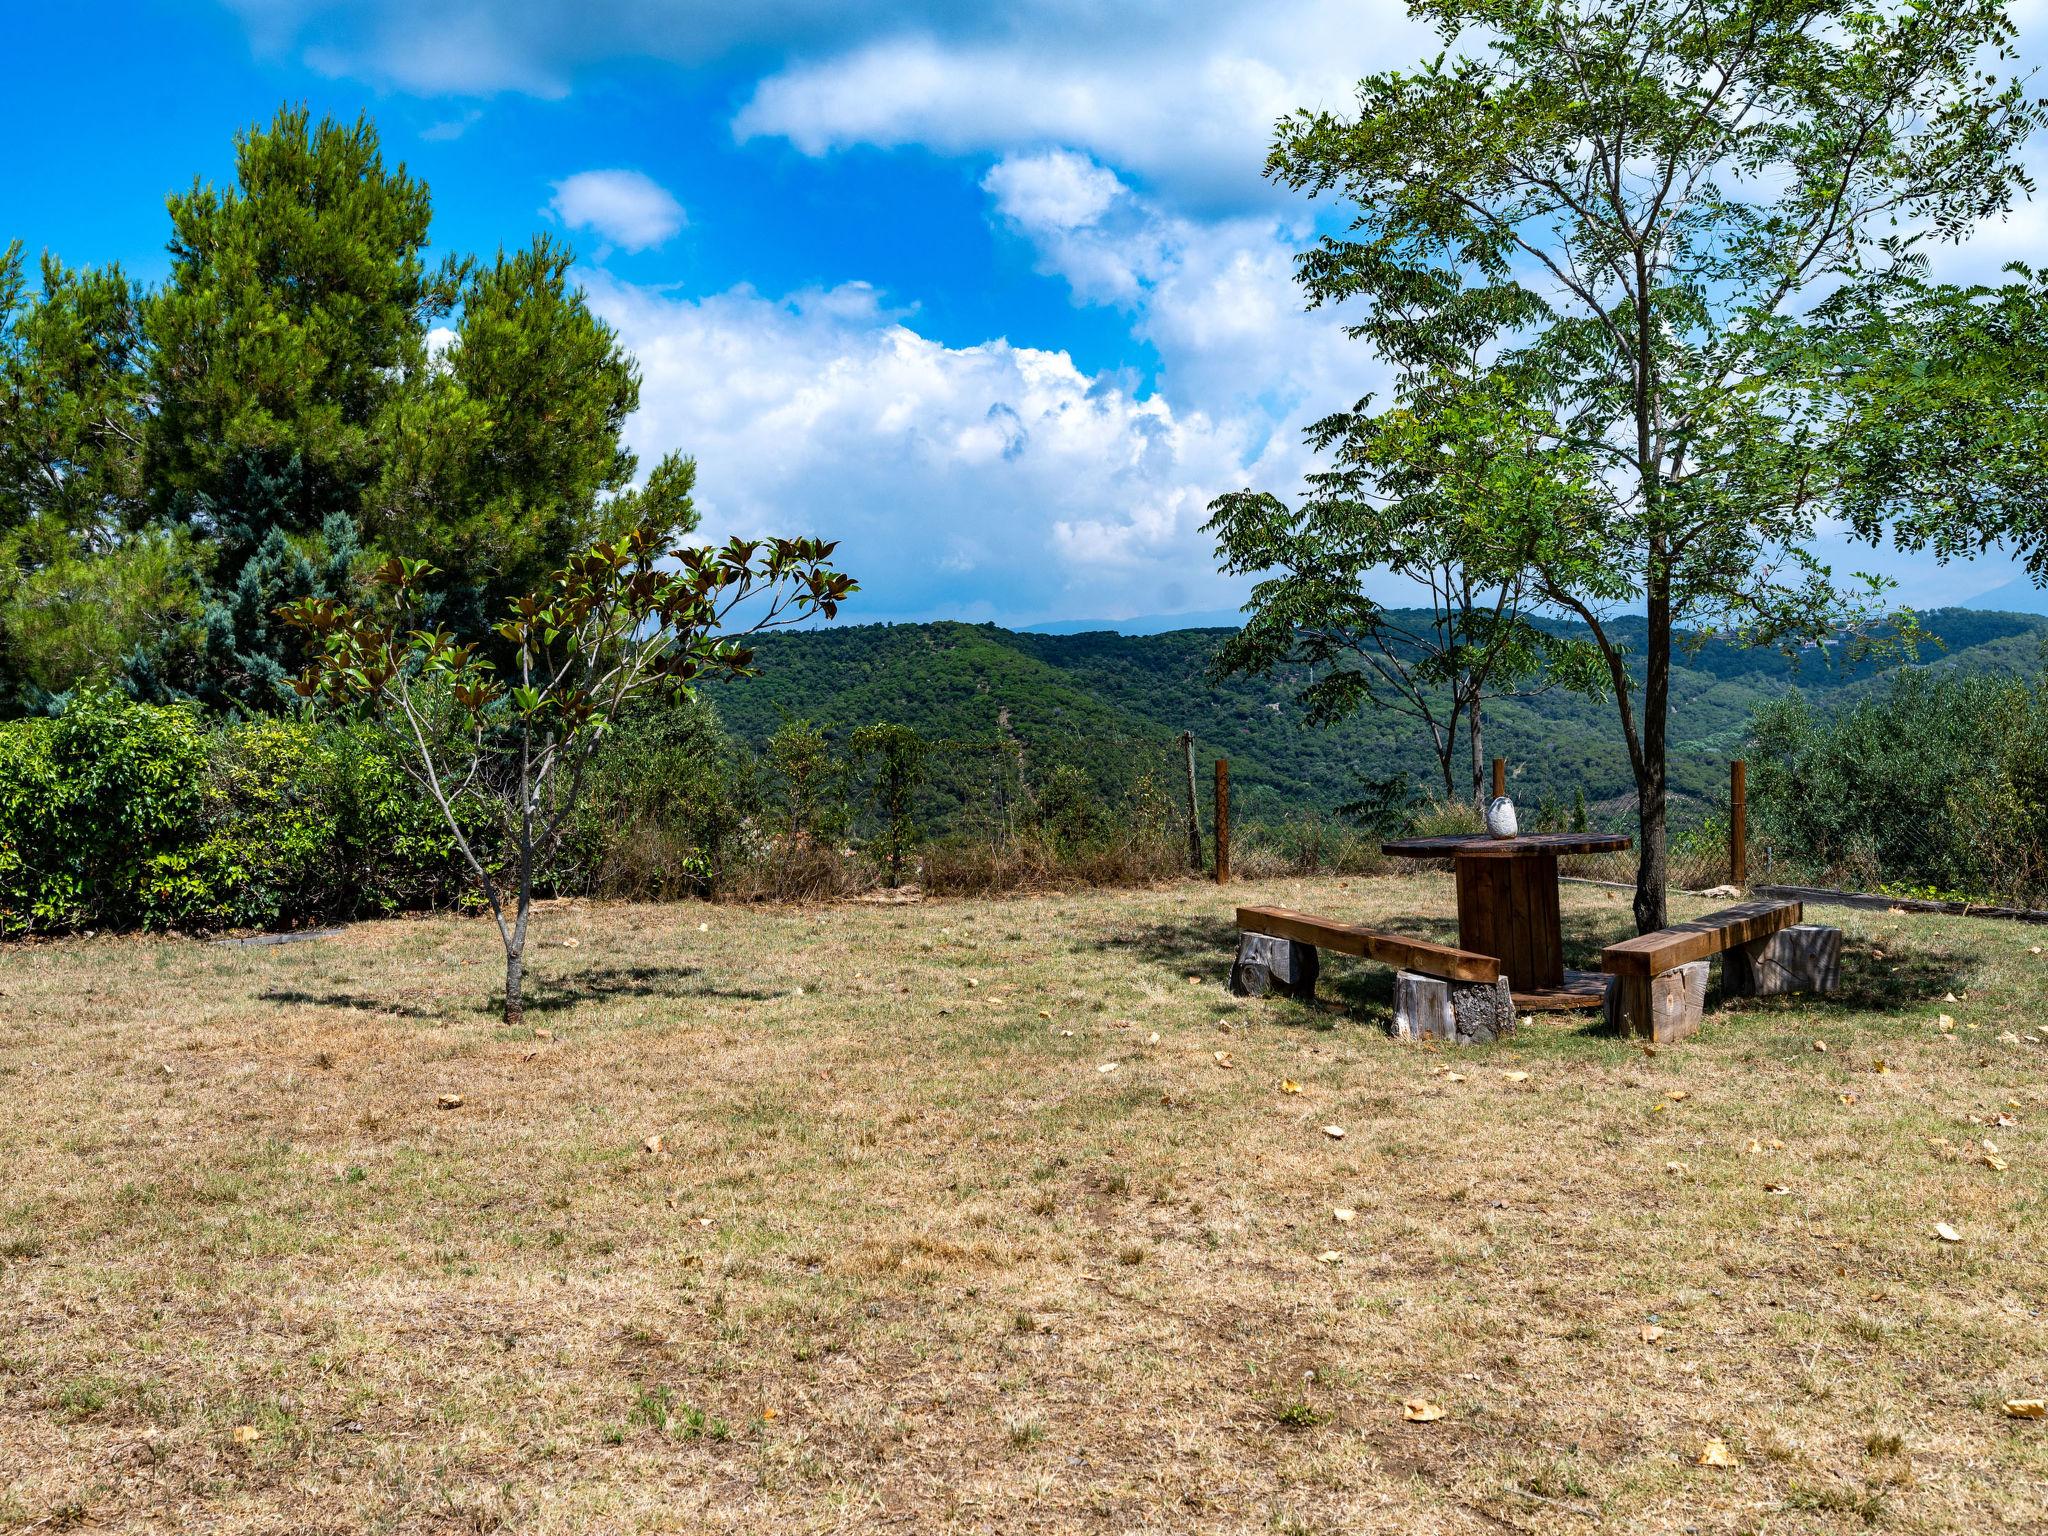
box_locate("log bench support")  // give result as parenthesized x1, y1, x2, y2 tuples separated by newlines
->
(1394, 971, 1517, 1045)
(1722, 924, 1842, 998)
(1605, 960, 1709, 1044)
(1229, 933, 1321, 999)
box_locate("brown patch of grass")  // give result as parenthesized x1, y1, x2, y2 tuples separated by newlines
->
(2, 875, 2045, 1531)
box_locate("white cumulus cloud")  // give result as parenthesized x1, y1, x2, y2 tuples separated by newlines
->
(548, 169, 686, 252)
(981, 149, 1125, 233)
(578, 269, 1311, 623)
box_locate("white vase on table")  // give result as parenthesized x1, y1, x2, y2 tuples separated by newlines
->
(1486, 796, 1519, 839)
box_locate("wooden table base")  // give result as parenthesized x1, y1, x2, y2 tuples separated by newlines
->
(1456, 850, 1565, 993)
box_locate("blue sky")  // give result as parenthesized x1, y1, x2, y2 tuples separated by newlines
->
(6, 0, 2046, 625)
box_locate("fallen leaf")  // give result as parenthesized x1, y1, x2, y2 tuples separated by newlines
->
(1058, 1029, 1075, 1038)
(1839, 1092, 1858, 1105)
(1333, 1207, 1356, 1223)
(1945, 991, 1960, 1002)
(231, 1425, 261, 1446)
(1696, 1438, 1737, 1467)
(1038, 1010, 1052, 1020)
(1213, 1050, 1234, 1068)
(1994, 1112, 2018, 1128)
(561, 937, 580, 949)
(1666, 1089, 1690, 1101)
(762, 1407, 780, 1421)
(2000, 1031, 2023, 1044)
(1938, 1014, 1956, 1032)
(1443, 1071, 1467, 1084)
(1403, 1398, 1447, 1423)
(1935, 1222, 1962, 1243)
(1640, 1324, 1666, 1343)
(1502, 1070, 1530, 1082)
(1986, 1154, 2009, 1171)
(697, 922, 709, 932)
(1764, 1183, 1791, 1195)
(436, 1093, 464, 1110)
(1097, 1062, 1120, 1074)
(1316, 1250, 1345, 1265)
(1872, 1059, 1891, 1073)
(1811, 1040, 1829, 1053)
(1281, 1079, 1303, 1094)
(641, 1133, 665, 1155)
(1323, 1125, 1346, 1140)
(1665, 1161, 1687, 1175)
(1147, 1032, 1159, 1045)
(2004, 1399, 2046, 1419)
(534, 1027, 552, 1040)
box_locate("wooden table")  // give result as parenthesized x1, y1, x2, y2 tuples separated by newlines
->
(1382, 831, 1632, 1009)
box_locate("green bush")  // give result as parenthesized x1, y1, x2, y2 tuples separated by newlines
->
(0, 687, 210, 931)
(0, 689, 467, 934)
(1749, 671, 2048, 903)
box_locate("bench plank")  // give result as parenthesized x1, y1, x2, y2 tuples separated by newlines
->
(1236, 905, 1500, 984)
(1600, 899, 1803, 978)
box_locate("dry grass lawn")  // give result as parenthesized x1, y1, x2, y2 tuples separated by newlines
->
(3, 874, 2045, 1534)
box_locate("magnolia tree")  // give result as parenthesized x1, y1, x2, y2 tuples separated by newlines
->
(283, 525, 854, 1022)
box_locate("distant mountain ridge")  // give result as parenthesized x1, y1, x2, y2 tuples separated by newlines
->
(709, 608, 2048, 826)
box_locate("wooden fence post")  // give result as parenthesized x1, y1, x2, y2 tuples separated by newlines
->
(1730, 759, 1747, 889)
(1492, 758, 1506, 800)
(1214, 759, 1231, 884)
(1180, 731, 1204, 871)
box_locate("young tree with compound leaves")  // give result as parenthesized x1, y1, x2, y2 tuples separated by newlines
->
(1210, 373, 1604, 808)
(1261, 0, 2045, 931)
(850, 722, 929, 886)
(284, 509, 855, 1023)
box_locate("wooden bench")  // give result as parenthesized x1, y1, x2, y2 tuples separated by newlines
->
(1601, 898, 1840, 1042)
(1232, 906, 1516, 1043)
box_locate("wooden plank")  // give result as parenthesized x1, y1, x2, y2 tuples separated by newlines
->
(1755, 883, 2048, 926)
(1600, 899, 1802, 978)
(1236, 906, 1499, 984)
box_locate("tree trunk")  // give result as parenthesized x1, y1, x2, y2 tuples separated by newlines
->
(1468, 689, 1485, 811)
(504, 897, 531, 1026)
(1634, 566, 1672, 934)
(504, 943, 525, 1025)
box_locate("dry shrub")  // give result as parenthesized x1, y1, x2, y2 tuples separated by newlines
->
(1232, 812, 1390, 878)
(722, 838, 874, 904)
(922, 827, 1186, 898)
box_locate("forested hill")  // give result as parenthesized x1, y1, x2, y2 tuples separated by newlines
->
(709, 608, 2048, 826)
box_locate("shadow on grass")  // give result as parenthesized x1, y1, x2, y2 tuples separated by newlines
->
(1095, 911, 1452, 1032)
(256, 990, 446, 1019)
(521, 963, 781, 1015)
(260, 964, 781, 1021)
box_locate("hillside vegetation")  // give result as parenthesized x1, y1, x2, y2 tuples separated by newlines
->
(711, 608, 2048, 826)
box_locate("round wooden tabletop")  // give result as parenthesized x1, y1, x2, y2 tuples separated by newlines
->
(1382, 831, 1633, 859)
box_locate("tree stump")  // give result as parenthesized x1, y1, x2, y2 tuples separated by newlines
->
(1607, 960, 1708, 1043)
(1230, 934, 1320, 998)
(1723, 924, 1841, 998)
(1393, 970, 1516, 1044)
